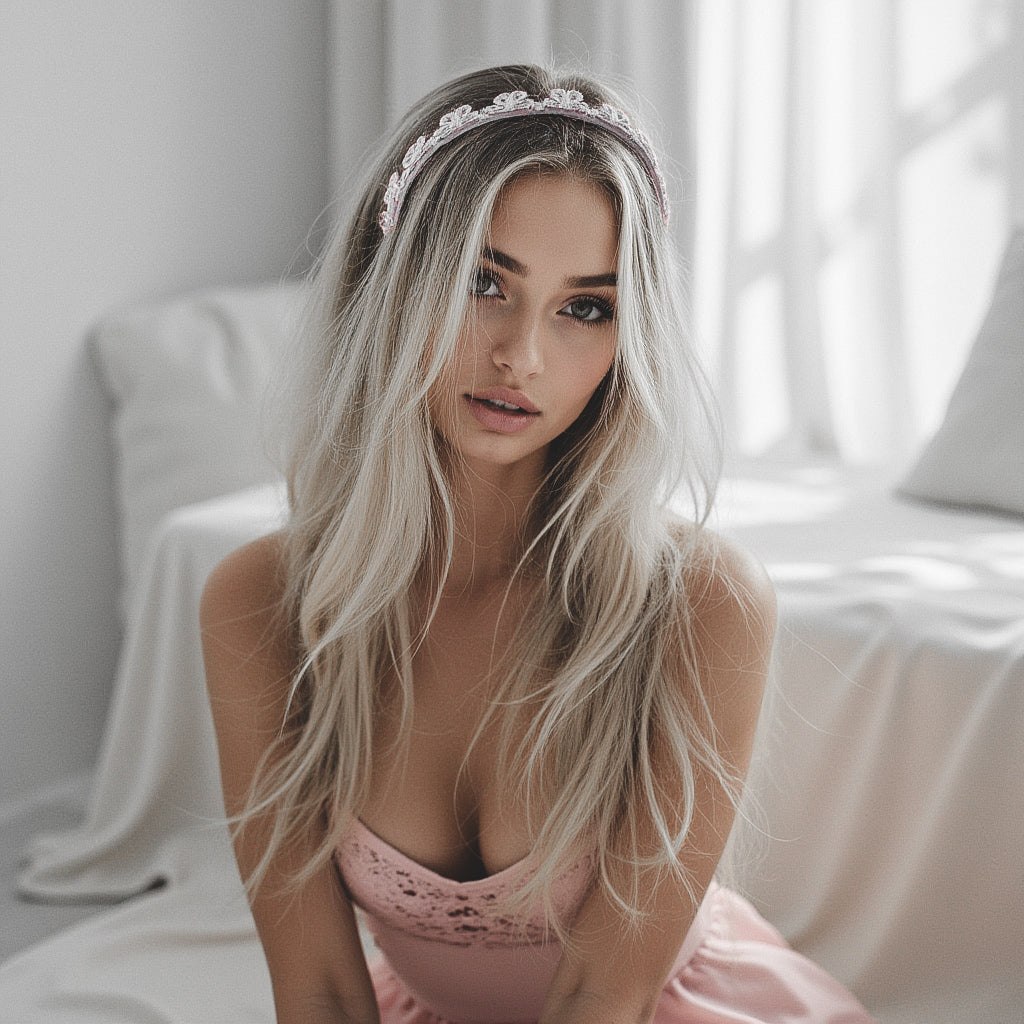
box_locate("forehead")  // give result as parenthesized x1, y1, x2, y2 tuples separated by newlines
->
(487, 173, 619, 275)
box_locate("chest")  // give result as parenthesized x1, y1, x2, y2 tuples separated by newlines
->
(360, 587, 540, 880)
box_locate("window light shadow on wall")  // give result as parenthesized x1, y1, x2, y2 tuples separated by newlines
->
(694, 0, 1022, 464)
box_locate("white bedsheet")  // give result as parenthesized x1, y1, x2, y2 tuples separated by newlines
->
(3, 467, 1022, 1023)
(3, 486, 287, 1023)
(714, 464, 1024, 1023)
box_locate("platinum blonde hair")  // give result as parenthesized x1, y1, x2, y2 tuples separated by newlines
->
(243, 64, 740, 935)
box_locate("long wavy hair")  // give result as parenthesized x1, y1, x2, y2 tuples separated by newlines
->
(242, 63, 741, 935)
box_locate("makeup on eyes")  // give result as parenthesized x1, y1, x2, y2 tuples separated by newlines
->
(470, 264, 616, 326)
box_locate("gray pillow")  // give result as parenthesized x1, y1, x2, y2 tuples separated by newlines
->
(90, 282, 305, 621)
(898, 228, 1024, 517)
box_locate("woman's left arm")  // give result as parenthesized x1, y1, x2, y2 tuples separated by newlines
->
(539, 537, 777, 1024)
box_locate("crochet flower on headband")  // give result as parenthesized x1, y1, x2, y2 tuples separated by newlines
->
(379, 88, 670, 235)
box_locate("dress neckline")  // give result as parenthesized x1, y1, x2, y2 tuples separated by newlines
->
(350, 817, 537, 890)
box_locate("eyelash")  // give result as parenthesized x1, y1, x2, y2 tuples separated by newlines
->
(470, 268, 615, 328)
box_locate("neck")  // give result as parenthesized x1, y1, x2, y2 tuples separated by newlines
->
(439, 455, 545, 593)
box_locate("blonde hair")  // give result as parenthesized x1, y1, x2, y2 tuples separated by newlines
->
(244, 64, 738, 935)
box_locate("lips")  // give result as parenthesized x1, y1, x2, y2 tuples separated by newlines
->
(471, 386, 539, 414)
(465, 386, 540, 434)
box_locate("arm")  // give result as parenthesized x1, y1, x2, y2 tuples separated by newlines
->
(539, 536, 777, 1024)
(200, 535, 380, 1024)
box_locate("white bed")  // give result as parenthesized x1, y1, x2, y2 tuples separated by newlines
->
(2, 242, 1022, 1022)
(716, 463, 1024, 1022)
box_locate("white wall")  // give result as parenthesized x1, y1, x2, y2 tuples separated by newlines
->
(0, 2, 329, 806)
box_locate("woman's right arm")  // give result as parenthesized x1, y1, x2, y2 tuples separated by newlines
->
(200, 535, 380, 1024)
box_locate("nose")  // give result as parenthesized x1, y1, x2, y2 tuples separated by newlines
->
(490, 308, 544, 377)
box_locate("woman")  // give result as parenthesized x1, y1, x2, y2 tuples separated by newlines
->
(201, 65, 874, 1024)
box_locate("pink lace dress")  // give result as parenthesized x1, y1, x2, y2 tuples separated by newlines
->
(335, 819, 875, 1024)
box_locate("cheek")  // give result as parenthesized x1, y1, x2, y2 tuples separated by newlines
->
(558, 356, 615, 431)
(445, 324, 484, 381)
(575, 343, 616, 404)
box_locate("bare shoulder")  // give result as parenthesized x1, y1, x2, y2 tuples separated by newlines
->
(683, 527, 777, 649)
(200, 531, 297, 702)
(201, 531, 289, 640)
(670, 523, 777, 734)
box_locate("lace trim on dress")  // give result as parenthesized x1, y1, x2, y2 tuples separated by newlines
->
(336, 819, 593, 949)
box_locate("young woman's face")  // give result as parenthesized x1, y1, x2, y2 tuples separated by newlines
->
(431, 172, 619, 485)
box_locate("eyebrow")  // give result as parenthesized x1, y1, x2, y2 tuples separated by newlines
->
(482, 247, 617, 289)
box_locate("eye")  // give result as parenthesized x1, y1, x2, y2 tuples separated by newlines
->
(471, 268, 502, 298)
(560, 296, 615, 324)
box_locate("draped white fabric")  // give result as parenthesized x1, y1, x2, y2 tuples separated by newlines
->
(327, 0, 1024, 464)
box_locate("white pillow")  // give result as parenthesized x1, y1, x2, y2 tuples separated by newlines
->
(91, 281, 307, 622)
(898, 228, 1024, 517)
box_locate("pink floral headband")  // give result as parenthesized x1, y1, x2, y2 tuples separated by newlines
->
(378, 88, 670, 235)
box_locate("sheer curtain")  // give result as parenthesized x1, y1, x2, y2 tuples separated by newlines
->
(695, 0, 1024, 464)
(326, 0, 1024, 466)
(327, 0, 699, 272)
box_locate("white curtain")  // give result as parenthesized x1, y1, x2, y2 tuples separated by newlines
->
(327, 0, 1024, 466)
(327, 0, 698, 263)
(695, 0, 1024, 463)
